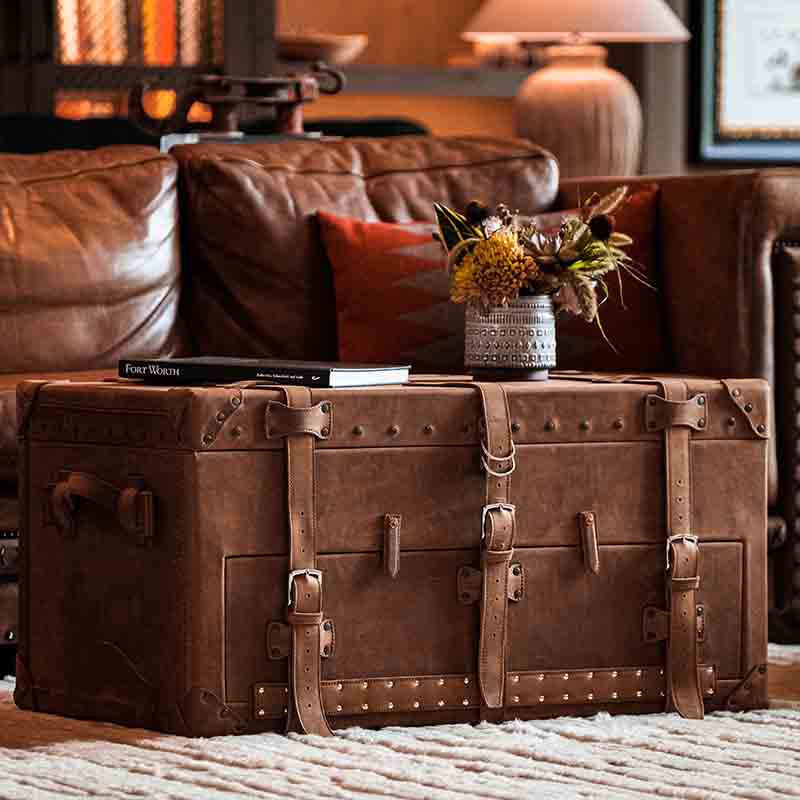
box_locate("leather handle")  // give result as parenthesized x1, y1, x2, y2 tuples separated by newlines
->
(51, 471, 155, 545)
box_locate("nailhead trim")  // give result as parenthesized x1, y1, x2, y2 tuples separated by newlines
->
(252, 666, 717, 719)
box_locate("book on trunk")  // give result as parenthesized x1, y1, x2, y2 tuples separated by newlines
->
(118, 357, 410, 388)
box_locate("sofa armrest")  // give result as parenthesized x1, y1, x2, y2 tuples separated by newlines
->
(560, 169, 800, 610)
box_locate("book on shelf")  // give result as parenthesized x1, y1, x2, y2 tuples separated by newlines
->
(118, 357, 410, 388)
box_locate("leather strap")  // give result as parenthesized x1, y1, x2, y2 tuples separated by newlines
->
(662, 381, 704, 720)
(282, 386, 332, 736)
(474, 383, 516, 718)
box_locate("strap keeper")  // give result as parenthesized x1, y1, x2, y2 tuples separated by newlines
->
(670, 575, 700, 591)
(266, 401, 332, 440)
(645, 393, 708, 432)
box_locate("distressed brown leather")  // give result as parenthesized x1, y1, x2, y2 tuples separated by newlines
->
(16, 375, 768, 735)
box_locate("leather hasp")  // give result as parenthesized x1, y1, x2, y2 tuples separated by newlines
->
(265, 400, 332, 440)
(383, 514, 401, 578)
(578, 511, 600, 574)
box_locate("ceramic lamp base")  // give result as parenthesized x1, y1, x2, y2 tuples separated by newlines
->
(514, 44, 643, 178)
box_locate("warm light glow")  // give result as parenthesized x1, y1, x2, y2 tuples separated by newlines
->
(142, 89, 177, 118)
(57, 0, 80, 63)
(188, 102, 213, 122)
(55, 91, 125, 119)
(180, 0, 202, 65)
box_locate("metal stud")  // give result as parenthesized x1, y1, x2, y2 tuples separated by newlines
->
(707, 666, 714, 673)
(580, 420, 590, 431)
(659, 669, 664, 676)
(611, 671, 618, 678)
(362, 703, 369, 711)
(321, 402, 331, 413)
(462, 699, 470, 706)
(413, 701, 420, 709)
(438, 678, 445, 686)
(757, 423, 766, 434)
(636, 690, 643, 698)
(424, 424, 435, 435)
(216, 411, 226, 422)
(464, 677, 470, 685)
(635, 670, 642, 678)
(537, 673, 545, 681)
(513, 695, 520, 703)
(336, 704, 343, 712)
(707, 688, 715, 695)
(727, 416, 736, 426)
(587, 672, 594, 679)
(659, 690, 665, 697)
(613, 418, 624, 430)
(386, 681, 394, 688)
(563, 673, 569, 680)
(587, 693, 594, 701)
(512, 675, 520, 683)
(413, 680, 420, 687)
(388, 702, 394, 710)
(612, 691, 619, 699)
(258, 687, 265, 695)
(745, 403, 753, 413)
(732, 388, 741, 397)
(231, 395, 242, 407)
(336, 683, 343, 691)
(437, 700, 445, 707)
(362, 682, 368, 690)
(258, 709, 265, 717)
(562, 693, 569, 701)
(353, 425, 365, 437)
(538, 695, 545, 703)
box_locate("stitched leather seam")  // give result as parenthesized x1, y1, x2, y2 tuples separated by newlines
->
(2, 155, 171, 188)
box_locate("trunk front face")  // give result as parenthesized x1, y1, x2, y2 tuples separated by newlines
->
(17, 378, 768, 734)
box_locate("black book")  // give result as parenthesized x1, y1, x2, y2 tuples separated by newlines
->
(118, 357, 410, 388)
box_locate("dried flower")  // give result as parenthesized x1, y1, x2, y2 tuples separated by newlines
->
(525, 230, 562, 266)
(588, 214, 615, 241)
(465, 200, 490, 227)
(450, 230, 539, 308)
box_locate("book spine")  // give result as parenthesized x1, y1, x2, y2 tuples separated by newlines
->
(118, 361, 332, 387)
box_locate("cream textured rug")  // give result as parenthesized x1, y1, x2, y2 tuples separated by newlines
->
(1, 664, 800, 800)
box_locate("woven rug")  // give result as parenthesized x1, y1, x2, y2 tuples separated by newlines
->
(1, 665, 799, 800)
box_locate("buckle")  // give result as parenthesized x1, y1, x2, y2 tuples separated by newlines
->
(665, 534, 698, 571)
(482, 503, 516, 540)
(287, 568, 323, 606)
(480, 438, 516, 477)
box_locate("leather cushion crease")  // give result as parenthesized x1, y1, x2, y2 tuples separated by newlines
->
(15, 376, 769, 735)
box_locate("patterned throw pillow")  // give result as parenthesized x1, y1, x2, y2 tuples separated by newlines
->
(318, 186, 668, 374)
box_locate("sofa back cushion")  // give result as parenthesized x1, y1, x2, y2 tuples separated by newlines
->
(0, 146, 186, 373)
(172, 136, 558, 361)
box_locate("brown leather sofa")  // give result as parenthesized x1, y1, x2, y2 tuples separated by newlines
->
(1, 136, 799, 648)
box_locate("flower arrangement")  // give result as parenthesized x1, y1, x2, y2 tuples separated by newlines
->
(434, 187, 650, 342)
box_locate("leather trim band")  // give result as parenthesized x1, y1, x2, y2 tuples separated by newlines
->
(253, 665, 717, 720)
(282, 387, 332, 736)
(662, 380, 704, 720)
(475, 383, 516, 716)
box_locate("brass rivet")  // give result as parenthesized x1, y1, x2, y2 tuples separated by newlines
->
(512, 566, 522, 576)
(438, 678, 445, 686)
(580, 420, 590, 431)
(424, 424, 435, 435)
(321, 427, 330, 437)
(413, 680, 420, 687)
(587, 672, 594, 679)
(757, 423, 766, 433)
(538, 695, 545, 703)
(514, 589, 522, 600)
(587, 693, 594, 701)
(697, 396, 706, 406)
(361, 682, 368, 689)
(745, 403, 753, 413)
(697, 419, 706, 428)
(660, 690, 665, 697)
(231, 426, 243, 438)
(321, 402, 331, 413)
(388, 702, 394, 709)
(707, 666, 714, 673)
(437, 700, 445, 707)
(727, 417, 736, 426)
(562, 693, 569, 701)
(231, 396, 241, 407)
(388, 424, 400, 436)
(462, 699, 469, 706)
(707, 688, 715, 695)
(613, 418, 624, 430)
(464, 677, 470, 685)
(258, 709, 265, 717)
(202, 433, 213, 445)
(336, 683, 343, 691)
(612, 691, 619, 699)
(413, 701, 420, 709)
(336, 704, 343, 712)
(636, 690, 643, 698)
(386, 681, 394, 688)
(323, 621, 332, 631)
(513, 695, 520, 703)
(511, 421, 521, 433)
(216, 411, 226, 422)
(563, 673, 569, 680)
(732, 389, 741, 397)
(512, 675, 520, 683)
(538, 673, 545, 681)
(659, 669, 664, 676)
(258, 687, 265, 695)
(635, 670, 643, 678)
(544, 419, 556, 431)
(611, 671, 618, 678)
(362, 703, 369, 711)
(353, 425, 365, 436)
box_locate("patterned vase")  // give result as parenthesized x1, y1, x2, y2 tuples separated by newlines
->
(464, 293, 557, 381)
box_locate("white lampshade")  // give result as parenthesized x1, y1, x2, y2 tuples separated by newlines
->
(463, 0, 690, 44)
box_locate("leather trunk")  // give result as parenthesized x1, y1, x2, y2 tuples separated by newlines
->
(15, 375, 769, 736)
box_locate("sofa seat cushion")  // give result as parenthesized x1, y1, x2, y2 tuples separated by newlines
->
(0, 370, 114, 484)
(0, 146, 188, 375)
(172, 136, 558, 362)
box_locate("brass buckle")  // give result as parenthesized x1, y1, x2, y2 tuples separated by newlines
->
(481, 503, 516, 541)
(287, 568, 323, 606)
(665, 534, 699, 571)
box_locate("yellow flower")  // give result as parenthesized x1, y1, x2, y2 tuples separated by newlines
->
(450, 230, 539, 308)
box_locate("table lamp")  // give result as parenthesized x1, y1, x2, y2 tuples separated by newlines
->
(463, 0, 690, 177)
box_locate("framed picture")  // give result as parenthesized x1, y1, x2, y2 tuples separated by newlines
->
(696, 0, 800, 163)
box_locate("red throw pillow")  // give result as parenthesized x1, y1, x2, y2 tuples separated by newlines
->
(318, 186, 668, 374)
